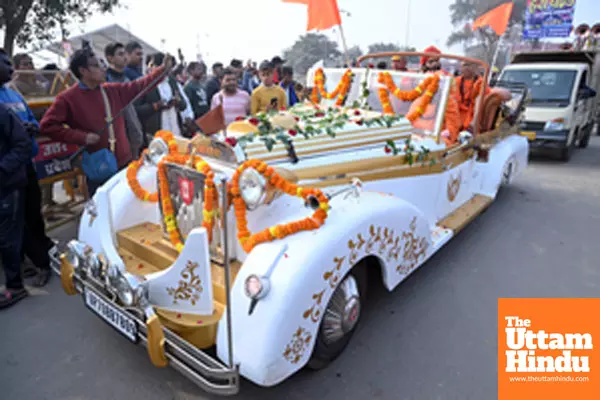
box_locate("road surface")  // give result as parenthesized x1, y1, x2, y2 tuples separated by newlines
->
(2, 138, 600, 400)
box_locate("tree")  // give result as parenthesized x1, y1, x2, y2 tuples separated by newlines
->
(367, 42, 401, 54)
(446, 0, 527, 64)
(365, 43, 418, 64)
(283, 33, 342, 76)
(0, 0, 121, 56)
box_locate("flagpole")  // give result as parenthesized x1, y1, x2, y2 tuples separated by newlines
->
(337, 8, 352, 67)
(489, 34, 504, 83)
(337, 24, 352, 67)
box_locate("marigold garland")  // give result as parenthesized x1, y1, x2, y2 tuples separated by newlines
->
(231, 159, 329, 253)
(157, 153, 218, 252)
(378, 72, 436, 102)
(378, 74, 441, 122)
(127, 130, 179, 203)
(311, 68, 353, 106)
(125, 130, 217, 252)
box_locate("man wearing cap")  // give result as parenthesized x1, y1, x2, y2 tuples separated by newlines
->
(391, 55, 408, 72)
(271, 56, 285, 84)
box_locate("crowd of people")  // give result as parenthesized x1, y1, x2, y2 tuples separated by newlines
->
(0, 41, 496, 309)
(0, 40, 311, 309)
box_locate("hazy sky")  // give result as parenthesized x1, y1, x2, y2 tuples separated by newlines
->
(9, 0, 600, 66)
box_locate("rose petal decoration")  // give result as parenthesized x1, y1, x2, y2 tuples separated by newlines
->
(225, 137, 238, 147)
(288, 129, 297, 136)
(384, 146, 392, 154)
(248, 118, 259, 126)
(235, 116, 245, 121)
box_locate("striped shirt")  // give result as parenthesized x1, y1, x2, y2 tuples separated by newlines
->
(210, 89, 251, 126)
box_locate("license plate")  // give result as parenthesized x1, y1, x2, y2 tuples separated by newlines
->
(84, 287, 138, 343)
(521, 131, 536, 141)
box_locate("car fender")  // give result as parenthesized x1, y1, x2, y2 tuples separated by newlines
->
(216, 190, 432, 386)
(477, 135, 528, 198)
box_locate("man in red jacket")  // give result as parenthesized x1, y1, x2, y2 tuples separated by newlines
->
(40, 47, 174, 196)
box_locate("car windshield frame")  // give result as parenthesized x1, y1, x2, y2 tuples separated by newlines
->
(499, 69, 577, 105)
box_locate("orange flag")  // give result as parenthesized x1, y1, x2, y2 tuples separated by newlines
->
(282, 0, 342, 31)
(471, 2, 514, 36)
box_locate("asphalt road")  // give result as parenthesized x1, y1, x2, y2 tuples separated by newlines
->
(2, 138, 600, 400)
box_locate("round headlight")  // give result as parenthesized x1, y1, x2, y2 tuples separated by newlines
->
(107, 266, 140, 307)
(65, 240, 91, 270)
(115, 275, 135, 306)
(244, 274, 270, 299)
(147, 138, 169, 165)
(239, 168, 267, 210)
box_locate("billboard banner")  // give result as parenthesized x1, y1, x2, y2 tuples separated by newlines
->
(523, 0, 576, 39)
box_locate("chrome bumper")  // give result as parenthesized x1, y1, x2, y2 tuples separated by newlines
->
(49, 249, 240, 396)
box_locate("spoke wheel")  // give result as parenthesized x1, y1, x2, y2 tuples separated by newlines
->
(308, 264, 367, 370)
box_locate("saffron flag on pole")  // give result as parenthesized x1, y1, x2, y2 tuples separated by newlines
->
(471, 1, 514, 36)
(282, 0, 342, 31)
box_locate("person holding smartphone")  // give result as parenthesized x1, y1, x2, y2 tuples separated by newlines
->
(250, 60, 287, 115)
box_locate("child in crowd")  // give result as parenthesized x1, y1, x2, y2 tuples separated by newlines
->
(250, 60, 287, 115)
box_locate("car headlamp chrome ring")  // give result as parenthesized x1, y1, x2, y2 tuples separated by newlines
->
(65, 240, 93, 270)
(239, 168, 267, 210)
(244, 274, 270, 300)
(107, 264, 144, 307)
(146, 137, 169, 165)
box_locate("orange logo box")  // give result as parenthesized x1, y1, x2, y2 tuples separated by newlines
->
(498, 298, 600, 400)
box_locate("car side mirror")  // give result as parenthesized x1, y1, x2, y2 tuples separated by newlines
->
(578, 88, 596, 100)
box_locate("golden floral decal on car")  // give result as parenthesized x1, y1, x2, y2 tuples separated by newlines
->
(283, 327, 313, 364)
(396, 217, 429, 276)
(289, 218, 430, 365)
(166, 260, 203, 305)
(447, 171, 461, 202)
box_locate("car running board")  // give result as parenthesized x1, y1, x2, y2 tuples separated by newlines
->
(437, 194, 494, 235)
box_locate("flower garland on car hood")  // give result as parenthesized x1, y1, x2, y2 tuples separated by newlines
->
(126, 131, 218, 252)
(230, 159, 330, 253)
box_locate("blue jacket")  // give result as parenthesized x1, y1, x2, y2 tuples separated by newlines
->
(0, 85, 39, 157)
(0, 104, 32, 194)
(124, 65, 143, 81)
(281, 81, 299, 107)
(242, 70, 260, 94)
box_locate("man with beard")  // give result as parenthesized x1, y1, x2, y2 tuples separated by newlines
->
(412, 46, 462, 145)
(455, 60, 491, 132)
(210, 67, 250, 126)
(105, 42, 145, 158)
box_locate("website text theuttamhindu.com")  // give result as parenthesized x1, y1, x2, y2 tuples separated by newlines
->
(508, 376, 590, 383)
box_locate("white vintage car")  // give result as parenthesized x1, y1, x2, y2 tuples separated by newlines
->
(51, 53, 529, 395)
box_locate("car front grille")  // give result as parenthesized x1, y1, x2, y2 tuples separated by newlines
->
(521, 121, 546, 131)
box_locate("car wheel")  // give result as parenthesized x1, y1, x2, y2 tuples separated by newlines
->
(307, 263, 367, 370)
(559, 138, 574, 162)
(577, 126, 591, 148)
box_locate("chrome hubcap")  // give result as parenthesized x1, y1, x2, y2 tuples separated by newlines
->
(321, 275, 361, 345)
